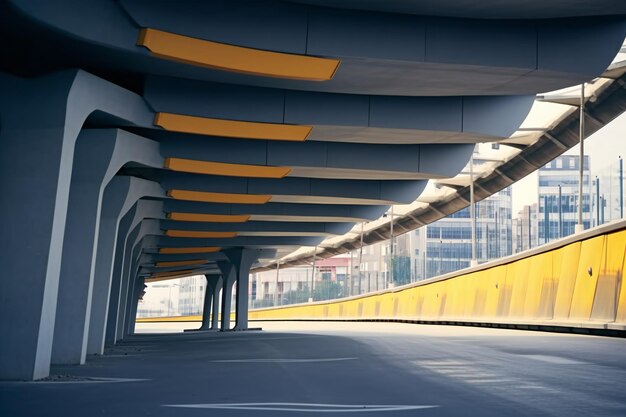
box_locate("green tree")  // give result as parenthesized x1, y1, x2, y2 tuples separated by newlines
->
(389, 255, 411, 286)
(282, 286, 311, 305)
(313, 281, 343, 301)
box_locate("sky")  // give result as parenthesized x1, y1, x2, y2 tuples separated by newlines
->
(511, 111, 626, 215)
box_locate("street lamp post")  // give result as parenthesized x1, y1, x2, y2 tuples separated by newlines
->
(358, 223, 364, 295)
(274, 261, 280, 306)
(576, 83, 585, 234)
(596, 177, 601, 227)
(543, 195, 550, 243)
(470, 150, 477, 266)
(309, 247, 317, 303)
(389, 206, 394, 288)
(558, 184, 563, 237)
(619, 156, 624, 219)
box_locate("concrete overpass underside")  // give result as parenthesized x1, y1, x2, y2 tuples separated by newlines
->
(0, 0, 625, 382)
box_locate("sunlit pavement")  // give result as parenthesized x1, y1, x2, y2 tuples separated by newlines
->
(2, 321, 625, 416)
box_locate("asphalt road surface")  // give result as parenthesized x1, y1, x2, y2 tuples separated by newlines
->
(2, 321, 625, 416)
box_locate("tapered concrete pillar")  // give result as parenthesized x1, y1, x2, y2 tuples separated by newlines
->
(105, 209, 135, 347)
(0, 70, 153, 380)
(105, 198, 163, 346)
(222, 249, 261, 330)
(200, 275, 221, 330)
(126, 277, 145, 336)
(212, 277, 223, 330)
(86, 178, 132, 355)
(121, 221, 162, 339)
(52, 131, 120, 365)
(115, 226, 140, 342)
(0, 72, 88, 380)
(217, 262, 236, 331)
(200, 276, 215, 330)
(53, 129, 163, 362)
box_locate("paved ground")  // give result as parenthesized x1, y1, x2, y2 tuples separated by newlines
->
(2, 321, 625, 416)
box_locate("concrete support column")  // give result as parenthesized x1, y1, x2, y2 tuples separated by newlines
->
(126, 277, 145, 336)
(105, 209, 136, 347)
(52, 131, 119, 365)
(115, 226, 141, 342)
(212, 277, 223, 330)
(122, 222, 162, 338)
(54, 129, 163, 361)
(217, 262, 236, 331)
(0, 72, 84, 380)
(106, 198, 163, 345)
(223, 249, 259, 330)
(86, 178, 133, 355)
(200, 275, 218, 330)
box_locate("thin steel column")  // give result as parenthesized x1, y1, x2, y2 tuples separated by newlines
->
(619, 156, 624, 219)
(558, 184, 563, 237)
(358, 223, 364, 295)
(470, 151, 477, 266)
(596, 177, 601, 226)
(390, 206, 394, 287)
(274, 262, 280, 306)
(576, 83, 585, 233)
(310, 247, 317, 302)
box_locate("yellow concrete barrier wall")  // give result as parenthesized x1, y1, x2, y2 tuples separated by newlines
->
(249, 223, 626, 331)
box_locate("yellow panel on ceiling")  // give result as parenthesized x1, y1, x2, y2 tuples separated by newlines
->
(151, 269, 195, 278)
(165, 230, 237, 238)
(159, 246, 221, 254)
(137, 28, 340, 81)
(155, 259, 208, 267)
(155, 113, 311, 141)
(165, 157, 291, 178)
(168, 212, 251, 223)
(168, 189, 271, 204)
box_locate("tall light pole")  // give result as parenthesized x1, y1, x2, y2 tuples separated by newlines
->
(527, 205, 531, 250)
(309, 246, 317, 302)
(596, 177, 601, 227)
(558, 184, 563, 237)
(543, 195, 550, 243)
(619, 156, 624, 219)
(470, 149, 477, 266)
(389, 206, 395, 288)
(358, 223, 364, 295)
(274, 261, 280, 306)
(576, 83, 585, 234)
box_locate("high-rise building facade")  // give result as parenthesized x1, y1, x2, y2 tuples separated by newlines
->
(418, 187, 513, 279)
(513, 203, 539, 253)
(538, 155, 591, 243)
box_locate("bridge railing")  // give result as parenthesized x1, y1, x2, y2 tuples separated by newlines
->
(249, 220, 626, 334)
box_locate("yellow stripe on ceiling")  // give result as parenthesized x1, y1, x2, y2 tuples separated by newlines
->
(168, 212, 251, 223)
(168, 189, 271, 204)
(155, 259, 208, 267)
(165, 157, 291, 178)
(151, 269, 195, 278)
(159, 246, 221, 254)
(155, 113, 311, 142)
(137, 28, 340, 81)
(165, 230, 238, 238)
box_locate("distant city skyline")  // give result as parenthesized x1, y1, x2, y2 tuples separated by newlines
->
(512, 111, 626, 216)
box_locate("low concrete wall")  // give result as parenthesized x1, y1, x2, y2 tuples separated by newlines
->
(138, 220, 626, 334)
(249, 220, 626, 333)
